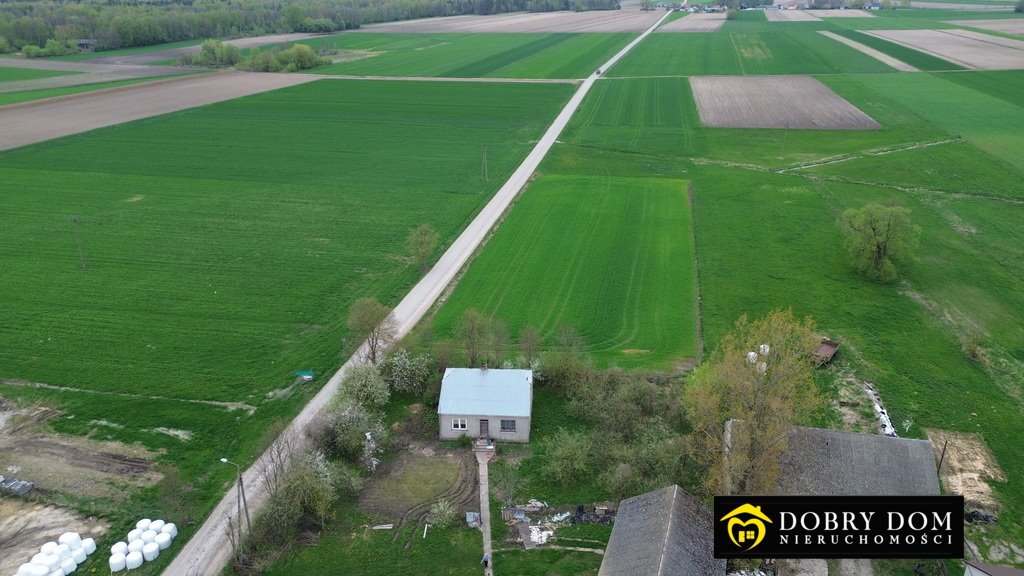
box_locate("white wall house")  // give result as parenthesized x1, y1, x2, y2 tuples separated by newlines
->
(437, 368, 533, 443)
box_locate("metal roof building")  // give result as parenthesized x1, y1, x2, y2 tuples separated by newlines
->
(437, 368, 533, 442)
(599, 485, 724, 576)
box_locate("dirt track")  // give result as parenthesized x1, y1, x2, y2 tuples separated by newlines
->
(657, 13, 727, 33)
(690, 75, 881, 130)
(819, 31, 918, 71)
(805, 8, 876, 16)
(864, 28, 1024, 69)
(0, 72, 316, 151)
(357, 9, 664, 33)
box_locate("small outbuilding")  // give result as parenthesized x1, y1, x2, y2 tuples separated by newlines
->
(965, 561, 1024, 576)
(599, 485, 725, 576)
(437, 367, 532, 443)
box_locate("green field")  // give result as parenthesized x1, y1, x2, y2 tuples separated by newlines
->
(0, 64, 77, 82)
(612, 27, 898, 76)
(300, 32, 633, 78)
(49, 39, 203, 61)
(431, 174, 697, 368)
(0, 75, 190, 106)
(539, 70, 1024, 549)
(0, 77, 572, 569)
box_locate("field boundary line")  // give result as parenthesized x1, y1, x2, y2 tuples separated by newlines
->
(687, 184, 704, 367)
(162, 10, 672, 576)
(861, 31, 979, 70)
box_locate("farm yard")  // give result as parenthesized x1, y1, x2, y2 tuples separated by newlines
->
(2, 3, 1024, 576)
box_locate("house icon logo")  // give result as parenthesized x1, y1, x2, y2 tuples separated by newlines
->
(720, 503, 773, 551)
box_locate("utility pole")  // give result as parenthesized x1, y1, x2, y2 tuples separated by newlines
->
(481, 146, 489, 183)
(70, 215, 87, 269)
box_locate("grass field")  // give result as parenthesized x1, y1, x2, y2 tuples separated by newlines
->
(611, 27, 898, 76)
(430, 174, 697, 368)
(540, 70, 1024, 550)
(298, 32, 633, 78)
(0, 65, 77, 82)
(49, 39, 203, 61)
(0, 75, 190, 106)
(0, 78, 572, 570)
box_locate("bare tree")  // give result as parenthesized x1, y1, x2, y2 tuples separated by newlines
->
(257, 421, 293, 502)
(408, 224, 439, 273)
(519, 325, 540, 364)
(347, 297, 397, 364)
(685, 309, 820, 496)
(458, 308, 488, 367)
(489, 319, 508, 366)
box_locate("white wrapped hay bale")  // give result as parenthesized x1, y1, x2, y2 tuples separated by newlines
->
(141, 529, 157, 543)
(40, 542, 58, 555)
(28, 565, 49, 576)
(136, 519, 151, 531)
(81, 538, 96, 556)
(142, 542, 160, 562)
(38, 555, 60, 572)
(149, 519, 165, 532)
(54, 545, 70, 560)
(58, 533, 82, 550)
(108, 553, 126, 573)
(111, 541, 128, 556)
(127, 540, 145, 554)
(155, 532, 172, 550)
(161, 523, 178, 538)
(30, 554, 48, 566)
(59, 557, 76, 574)
(46, 569, 64, 576)
(71, 547, 87, 564)
(125, 551, 143, 570)
(127, 529, 142, 542)
(17, 563, 36, 576)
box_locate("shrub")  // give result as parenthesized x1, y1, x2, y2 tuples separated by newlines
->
(380, 348, 432, 394)
(313, 398, 387, 464)
(540, 428, 594, 486)
(427, 499, 458, 528)
(343, 363, 390, 409)
(1016, 0, 1023, 12)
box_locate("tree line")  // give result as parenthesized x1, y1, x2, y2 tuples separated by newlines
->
(0, 0, 620, 54)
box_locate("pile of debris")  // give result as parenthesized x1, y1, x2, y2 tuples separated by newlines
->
(0, 474, 34, 496)
(501, 500, 617, 549)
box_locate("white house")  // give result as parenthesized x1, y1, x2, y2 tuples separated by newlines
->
(437, 368, 533, 443)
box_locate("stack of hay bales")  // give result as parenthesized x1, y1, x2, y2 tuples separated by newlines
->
(108, 518, 178, 572)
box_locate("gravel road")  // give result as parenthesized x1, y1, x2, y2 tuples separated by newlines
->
(160, 9, 671, 576)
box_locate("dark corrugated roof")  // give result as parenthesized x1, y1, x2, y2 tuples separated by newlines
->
(599, 485, 725, 576)
(779, 426, 939, 496)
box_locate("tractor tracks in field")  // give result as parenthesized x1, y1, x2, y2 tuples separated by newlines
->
(0, 378, 256, 415)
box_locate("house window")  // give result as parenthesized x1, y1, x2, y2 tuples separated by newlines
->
(500, 420, 516, 433)
(452, 418, 467, 431)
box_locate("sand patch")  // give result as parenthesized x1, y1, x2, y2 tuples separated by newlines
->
(657, 13, 727, 33)
(0, 499, 109, 575)
(151, 427, 193, 441)
(124, 194, 144, 202)
(864, 28, 1024, 70)
(0, 401, 162, 499)
(689, 75, 881, 130)
(925, 428, 1004, 514)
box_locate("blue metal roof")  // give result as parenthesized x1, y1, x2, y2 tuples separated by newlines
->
(437, 368, 533, 418)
